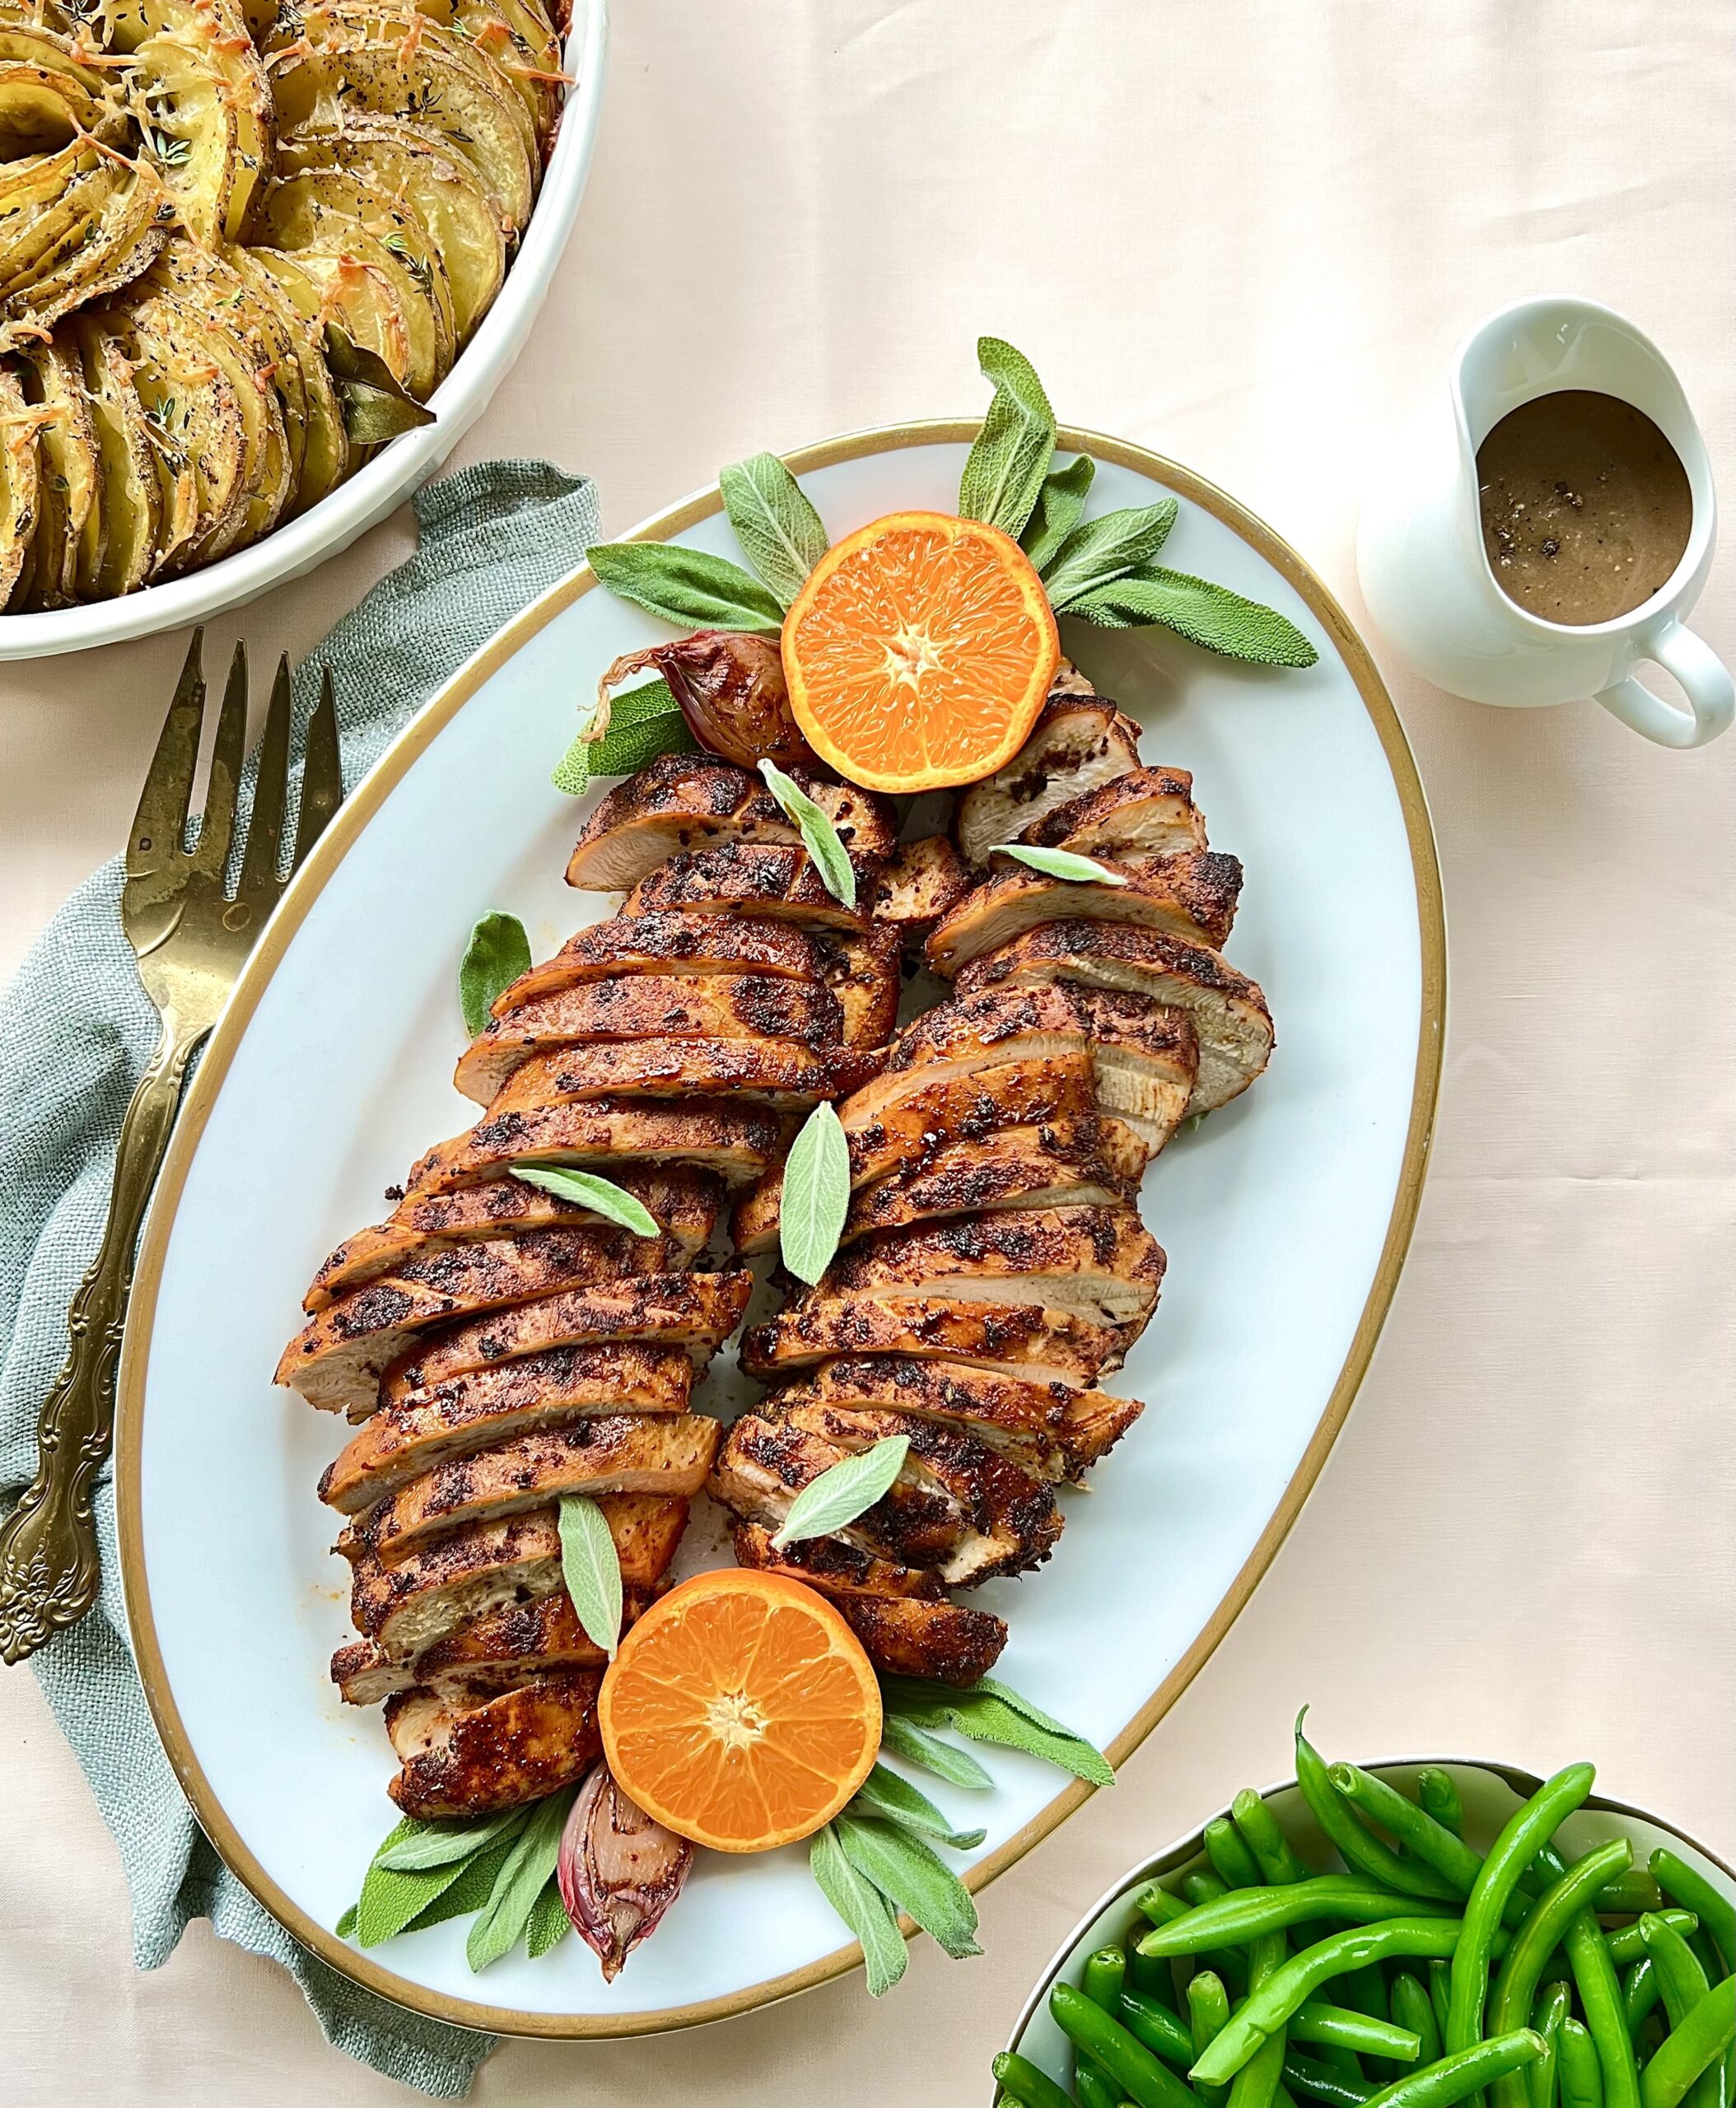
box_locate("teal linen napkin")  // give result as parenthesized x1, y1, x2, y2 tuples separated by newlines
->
(0, 459, 600, 2096)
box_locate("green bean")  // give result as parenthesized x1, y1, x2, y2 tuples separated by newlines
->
(1652, 1856, 1736, 1980)
(1392, 1975, 1442, 2067)
(1641, 1915, 1713, 2028)
(1230, 1900, 1292, 2108)
(1626, 1962, 1664, 2031)
(1285, 2053, 1376, 2106)
(1132, 1943, 1182, 2012)
(1295, 1721, 1459, 1903)
(1136, 1883, 1193, 1928)
(1528, 1981, 1571, 2108)
(992, 2052, 1076, 2108)
(1566, 1908, 1643, 2108)
(1290, 2001, 1422, 2062)
(1209, 1817, 1267, 1893)
(1119, 1989, 1199, 2068)
(1359, 2033, 1546, 2108)
(1193, 1973, 1234, 2107)
(1235, 1791, 1314, 1886)
(1330, 1765, 1485, 1896)
(1595, 1873, 1666, 1916)
(1430, 1965, 1452, 2042)
(1341, 1966, 1393, 2028)
(1186, 1872, 1231, 1909)
(1560, 2022, 1604, 2108)
(1192, 1920, 1466, 2087)
(1640, 1980, 1736, 2108)
(1489, 1840, 1636, 2108)
(1140, 1881, 1461, 1958)
(1419, 1772, 1465, 1838)
(1052, 1982, 1204, 2108)
(1444, 1764, 1598, 2073)
(1078, 2063, 1123, 2108)
(1610, 1919, 1702, 1967)
(1086, 1949, 1130, 2011)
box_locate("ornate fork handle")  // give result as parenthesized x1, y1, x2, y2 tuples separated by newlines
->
(0, 1020, 203, 1664)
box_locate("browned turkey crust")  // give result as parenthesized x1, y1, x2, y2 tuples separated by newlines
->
(275, 1224, 679, 1415)
(340, 1414, 722, 1566)
(954, 693, 1144, 866)
(492, 913, 828, 1015)
(319, 1341, 696, 1514)
(811, 923, 902, 1049)
(866, 835, 973, 947)
(350, 1498, 688, 1659)
(924, 851, 1244, 976)
(332, 1592, 646, 1706)
(834, 1595, 1008, 1686)
(1024, 765, 1207, 863)
(741, 1295, 1130, 1389)
(954, 921, 1272, 1113)
(840, 1118, 1146, 1245)
(379, 1271, 754, 1401)
(623, 842, 870, 933)
(484, 1038, 880, 1119)
(405, 1098, 782, 1196)
(385, 1668, 603, 1817)
(303, 1170, 724, 1313)
(564, 753, 898, 889)
(454, 976, 845, 1103)
(729, 1518, 946, 1599)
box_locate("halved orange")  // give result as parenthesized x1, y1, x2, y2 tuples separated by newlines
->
(782, 509, 1060, 792)
(597, 1569, 882, 1854)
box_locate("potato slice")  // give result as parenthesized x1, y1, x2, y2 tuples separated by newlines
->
(409, 0, 563, 142)
(14, 337, 96, 607)
(1, 169, 167, 343)
(107, 304, 211, 575)
(0, 23, 118, 100)
(0, 364, 43, 607)
(230, 243, 352, 511)
(68, 315, 160, 597)
(108, 0, 273, 242)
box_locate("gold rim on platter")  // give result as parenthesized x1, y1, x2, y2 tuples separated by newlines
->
(114, 420, 1448, 2038)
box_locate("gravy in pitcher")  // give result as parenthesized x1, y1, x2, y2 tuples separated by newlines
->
(1477, 389, 1692, 626)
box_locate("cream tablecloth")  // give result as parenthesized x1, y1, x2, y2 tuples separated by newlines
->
(2, 2, 1731, 2101)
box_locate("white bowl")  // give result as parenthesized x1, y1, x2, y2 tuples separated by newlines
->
(0, 0, 609, 662)
(1004, 1759, 1736, 2103)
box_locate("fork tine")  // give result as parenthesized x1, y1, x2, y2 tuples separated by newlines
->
(237, 652, 292, 906)
(191, 641, 248, 882)
(128, 630, 205, 879)
(292, 665, 343, 870)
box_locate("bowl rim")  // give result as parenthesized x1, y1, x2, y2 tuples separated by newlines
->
(115, 419, 1449, 2036)
(1005, 1753, 1736, 2071)
(0, 0, 610, 661)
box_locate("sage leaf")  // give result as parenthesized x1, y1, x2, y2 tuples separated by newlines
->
(586, 541, 784, 632)
(511, 1164, 659, 1237)
(377, 1806, 530, 1872)
(779, 1097, 851, 1287)
(551, 677, 698, 795)
(884, 1677, 1114, 1787)
(1020, 454, 1096, 574)
(525, 1873, 572, 1958)
(467, 1789, 575, 1971)
(835, 1815, 982, 1958)
(459, 912, 531, 1037)
(355, 1821, 476, 1947)
(810, 1821, 908, 1997)
(848, 1761, 987, 1851)
(1040, 499, 1178, 609)
(1064, 564, 1319, 666)
(878, 1712, 995, 1791)
(558, 1494, 624, 1656)
(757, 761, 857, 907)
(992, 843, 1129, 886)
(400, 1821, 530, 1934)
(772, 1432, 908, 1550)
(721, 452, 830, 608)
(336, 1902, 358, 1938)
(957, 336, 1057, 540)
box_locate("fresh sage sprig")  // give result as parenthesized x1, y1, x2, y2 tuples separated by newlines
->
(1061, 563, 1318, 665)
(339, 1806, 534, 1947)
(811, 1821, 908, 1997)
(511, 1164, 660, 1238)
(459, 912, 531, 1036)
(772, 1433, 910, 1550)
(992, 843, 1129, 886)
(558, 1493, 623, 1657)
(847, 1761, 987, 1850)
(757, 760, 856, 907)
(882, 1674, 1115, 1787)
(778, 1098, 852, 1285)
(585, 541, 784, 632)
(376, 1806, 530, 1872)
(878, 1713, 995, 1789)
(720, 451, 830, 608)
(1020, 454, 1096, 573)
(834, 1814, 982, 1958)
(1040, 497, 1178, 610)
(957, 336, 1057, 540)
(467, 1789, 576, 1971)
(551, 676, 698, 795)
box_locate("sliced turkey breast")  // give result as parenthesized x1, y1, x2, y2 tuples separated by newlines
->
(564, 753, 897, 888)
(303, 1170, 723, 1313)
(884, 985, 1198, 1150)
(924, 850, 1244, 977)
(484, 1038, 879, 1120)
(954, 693, 1144, 866)
(385, 1668, 604, 1817)
(492, 914, 827, 1016)
(623, 842, 869, 933)
(319, 1341, 696, 1514)
(379, 1271, 753, 1403)
(1024, 765, 1207, 863)
(340, 1414, 721, 1566)
(455, 977, 844, 1104)
(406, 1098, 782, 1196)
(818, 1206, 1164, 1331)
(740, 1294, 1130, 1389)
(840, 1117, 1146, 1245)
(332, 1592, 645, 1705)
(954, 921, 1273, 1112)
(812, 923, 902, 1048)
(866, 835, 973, 947)
(728, 1519, 946, 1600)
(276, 1224, 679, 1415)
(350, 1497, 688, 1659)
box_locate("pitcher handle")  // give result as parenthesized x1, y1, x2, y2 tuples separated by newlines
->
(1594, 615, 1735, 750)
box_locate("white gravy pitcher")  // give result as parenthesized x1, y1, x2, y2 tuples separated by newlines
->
(1358, 297, 1733, 749)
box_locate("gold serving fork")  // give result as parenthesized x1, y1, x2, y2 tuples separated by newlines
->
(0, 632, 342, 1664)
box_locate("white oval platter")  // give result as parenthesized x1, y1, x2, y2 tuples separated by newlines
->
(117, 423, 1444, 2035)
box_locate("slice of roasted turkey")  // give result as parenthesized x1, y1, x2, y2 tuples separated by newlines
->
(741, 1294, 1132, 1390)
(405, 1098, 783, 1196)
(491, 913, 829, 1015)
(1022, 765, 1206, 863)
(481, 1037, 879, 1119)
(384, 1667, 604, 1818)
(623, 842, 870, 933)
(331, 1592, 648, 1706)
(954, 692, 1144, 866)
(923, 850, 1244, 975)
